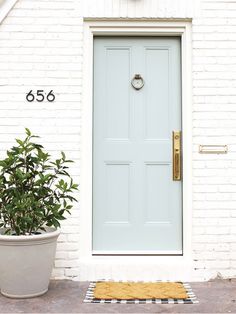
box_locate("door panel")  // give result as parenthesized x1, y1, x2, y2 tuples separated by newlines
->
(145, 48, 169, 139)
(105, 48, 131, 139)
(145, 163, 170, 224)
(93, 37, 182, 253)
(105, 163, 130, 224)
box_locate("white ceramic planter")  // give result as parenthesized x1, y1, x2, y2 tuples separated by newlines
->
(0, 227, 60, 298)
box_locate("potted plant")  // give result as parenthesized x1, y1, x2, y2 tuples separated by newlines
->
(0, 128, 78, 298)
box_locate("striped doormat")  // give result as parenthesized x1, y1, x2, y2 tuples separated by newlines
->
(84, 280, 199, 304)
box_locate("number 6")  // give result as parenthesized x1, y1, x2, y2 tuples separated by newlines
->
(47, 90, 55, 102)
(26, 90, 34, 102)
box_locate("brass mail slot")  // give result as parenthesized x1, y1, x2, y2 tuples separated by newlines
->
(199, 145, 228, 154)
(172, 131, 181, 181)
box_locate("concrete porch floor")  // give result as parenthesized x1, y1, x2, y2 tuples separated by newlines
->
(0, 279, 236, 313)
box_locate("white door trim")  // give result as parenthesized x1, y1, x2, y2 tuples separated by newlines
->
(80, 19, 192, 279)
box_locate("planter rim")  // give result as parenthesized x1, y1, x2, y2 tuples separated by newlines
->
(0, 227, 60, 242)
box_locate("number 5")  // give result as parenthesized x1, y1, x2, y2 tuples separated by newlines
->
(36, 90, 44, 102)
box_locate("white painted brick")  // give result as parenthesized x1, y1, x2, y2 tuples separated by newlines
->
(55, 251, 68, 260)
(67, 234, 80, 242)
(65, 268, 80, 277)
(51, 268, 65, 278)
(193, 210, 231, 218)
(206, 243, 230, 252)
(57, 243, 79, 252)
(193, 243, 206, 251)
(57, 234, 68, 243)
(206, 227, 230, 235)
(193, 226, 205, 234)
(55, 260, 79, 268)
(197, 252, 230, 260)
(1, 0, 236, 281)
(68, 252, 80, 260)
(204, 261, 230, 269)
(230, 252, 236, 259)
(193, 235, 218, 243)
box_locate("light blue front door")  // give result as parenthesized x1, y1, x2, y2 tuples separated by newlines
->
(93, 37, 182, 254)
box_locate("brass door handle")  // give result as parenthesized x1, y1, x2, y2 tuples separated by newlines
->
(173, 131, 181, 181)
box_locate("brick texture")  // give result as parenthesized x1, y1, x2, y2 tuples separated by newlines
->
(0, 0, 235, 280)
(0, 0, 82, 280)
(192, 0, 236, 280)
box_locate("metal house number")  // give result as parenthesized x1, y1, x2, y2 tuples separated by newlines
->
(131, 74, 144, 90)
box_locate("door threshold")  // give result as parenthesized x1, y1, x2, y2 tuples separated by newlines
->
(92, 250, 183, 256)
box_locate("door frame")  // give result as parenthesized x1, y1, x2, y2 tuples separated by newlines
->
(81, 19, 192, 261)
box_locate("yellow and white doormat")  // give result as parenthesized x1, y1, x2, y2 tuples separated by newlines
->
(84, 280, 199, 304)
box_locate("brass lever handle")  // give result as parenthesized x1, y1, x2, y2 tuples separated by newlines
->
(173, 131, 181, 181)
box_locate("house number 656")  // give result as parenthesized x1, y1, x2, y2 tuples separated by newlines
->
(26, 90, 56, 102)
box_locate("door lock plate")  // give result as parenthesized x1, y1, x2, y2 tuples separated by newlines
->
(172, 131, 181, 181)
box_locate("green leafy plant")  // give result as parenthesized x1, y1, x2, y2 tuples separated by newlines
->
(0, 128, 78, 235)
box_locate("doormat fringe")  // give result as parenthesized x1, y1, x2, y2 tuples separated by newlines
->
(84, 280, 199, 304)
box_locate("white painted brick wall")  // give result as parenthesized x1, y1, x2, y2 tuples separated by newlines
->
(0, 0, 82, 280)
(1, 0, 236, 281)
(192, 0, 236, 280)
